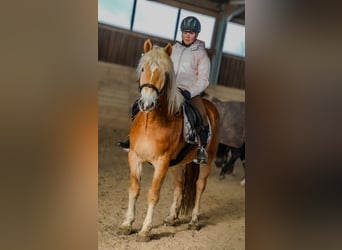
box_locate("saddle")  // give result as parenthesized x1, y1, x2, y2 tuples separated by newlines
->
(169, 100, 211, 166)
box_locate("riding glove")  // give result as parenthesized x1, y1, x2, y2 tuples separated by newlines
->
(181, 89, 191, 100)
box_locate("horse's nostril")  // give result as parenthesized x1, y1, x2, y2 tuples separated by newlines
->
(146, 102, 154, 110)
(142, 102, 154, 111)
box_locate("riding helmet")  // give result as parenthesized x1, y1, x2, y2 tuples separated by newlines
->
(180, 16, 201, 33)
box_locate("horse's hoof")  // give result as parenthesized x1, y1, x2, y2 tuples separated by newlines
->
(226, 169, 234, 175)
(136, 233, 151, 242)
(118, 225, 132, 235)
(240, 178, 245, 186)
(163, 218, 176, 226)
(188, 222, 201, 231)
(219, 174, 225, 180)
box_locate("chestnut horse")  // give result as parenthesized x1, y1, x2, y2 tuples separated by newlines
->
(119, 39, 220, 241)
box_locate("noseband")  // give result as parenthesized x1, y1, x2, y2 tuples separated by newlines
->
(139, 72, 169, 97)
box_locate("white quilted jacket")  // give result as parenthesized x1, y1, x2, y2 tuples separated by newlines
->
(171, 39, 211, 98)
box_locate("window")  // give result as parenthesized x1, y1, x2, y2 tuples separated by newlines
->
(98, 0, 134, 29)
(222, 22, 245, 57)
(98, 0, 216, 48)
(133, 0, 178, 40)
(176, 10, 215, 48)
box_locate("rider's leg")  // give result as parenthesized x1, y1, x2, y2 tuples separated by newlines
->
(190, 96, 209, 164)
(117, 100, 139, 150)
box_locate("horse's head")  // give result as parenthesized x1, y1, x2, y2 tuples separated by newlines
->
(137, 39, 183, 115)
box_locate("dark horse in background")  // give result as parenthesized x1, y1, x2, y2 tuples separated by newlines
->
(210, 97, 246, 185)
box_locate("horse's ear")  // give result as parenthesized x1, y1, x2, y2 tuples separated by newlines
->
(164, 43, 172, 56)
(144, 39, 153, 53)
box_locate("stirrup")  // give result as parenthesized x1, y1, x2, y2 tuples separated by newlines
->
(193, 146, 208, 164)
(116, 139, 130, 152)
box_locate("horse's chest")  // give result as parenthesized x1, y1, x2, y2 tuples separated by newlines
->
(134, 140, 156, 157)
(130, 116, 182, 160)
(134, 132, 170, 150)
(133, 129, 179, 159)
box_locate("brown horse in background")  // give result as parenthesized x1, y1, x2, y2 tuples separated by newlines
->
(119, 39, 220, 241)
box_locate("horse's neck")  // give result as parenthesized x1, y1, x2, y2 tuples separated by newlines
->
(154, 101, 169, 120)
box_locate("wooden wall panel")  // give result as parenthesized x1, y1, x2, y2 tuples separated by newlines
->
(217, 54, 245, 89)
(98, 23, 245, 90)
(98, 24, 171, 68)
(98, 62, 139, 130)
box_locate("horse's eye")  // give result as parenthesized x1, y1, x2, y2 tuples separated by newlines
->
(141, 68, 144, 72)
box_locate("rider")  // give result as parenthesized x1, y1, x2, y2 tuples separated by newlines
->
(118, 16, 211, 164)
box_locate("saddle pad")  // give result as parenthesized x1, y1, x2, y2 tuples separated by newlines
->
(183, 106, 211, 145)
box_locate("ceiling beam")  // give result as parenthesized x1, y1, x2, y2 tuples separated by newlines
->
(149, 0, 223, 17)
(229, 0, 245, 5)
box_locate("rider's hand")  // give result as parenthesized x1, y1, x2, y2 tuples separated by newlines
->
(181, 89, 191, 100)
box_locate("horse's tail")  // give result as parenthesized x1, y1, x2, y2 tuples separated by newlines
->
(179, 162, 200, 215)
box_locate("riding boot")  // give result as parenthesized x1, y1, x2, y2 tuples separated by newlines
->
(117, 100, 139, 151)
(193, 125, 209, 164)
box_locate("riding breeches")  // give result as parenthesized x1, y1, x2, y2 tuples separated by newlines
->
(189, 96, 208, 126)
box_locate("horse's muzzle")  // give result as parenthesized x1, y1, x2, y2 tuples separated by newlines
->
(138, 98, 156, 112)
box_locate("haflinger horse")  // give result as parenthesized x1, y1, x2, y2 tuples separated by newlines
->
(119, 39, 220, 241)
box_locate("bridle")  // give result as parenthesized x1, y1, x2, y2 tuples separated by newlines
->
(139, 72, 169, 97)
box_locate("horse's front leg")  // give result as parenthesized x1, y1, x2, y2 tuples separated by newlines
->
(164, 165, 184, 226)
(137, 161, 169, 241)
(214, 143, 229, 168)
(189, 163, 211, 230)
(119, 152, 142, 235)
